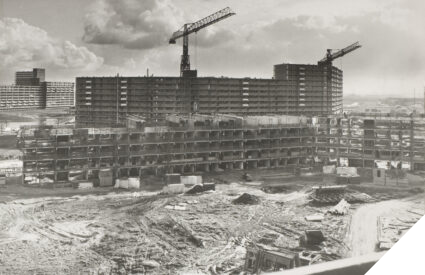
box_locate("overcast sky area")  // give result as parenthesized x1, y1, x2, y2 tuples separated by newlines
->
(0, 0, 424, 97)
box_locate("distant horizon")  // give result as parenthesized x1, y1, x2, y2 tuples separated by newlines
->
(344, 93, 425, 99)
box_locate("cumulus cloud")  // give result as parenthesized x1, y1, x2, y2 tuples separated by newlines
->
(191, 6, 425, 96)
(193, 27, 235, 48)
(82, 0, 235, 50)
(0, 18, 104, 72)
(83, 0, 182, 49)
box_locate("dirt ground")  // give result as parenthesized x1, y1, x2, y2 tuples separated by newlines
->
(0, 180, 351, 274)
(0, 108, 74, 138)
(346, 196, 423, 257)
(0, 170, 423, 274)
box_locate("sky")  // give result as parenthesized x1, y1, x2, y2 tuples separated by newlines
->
(0, 0, 424, 97)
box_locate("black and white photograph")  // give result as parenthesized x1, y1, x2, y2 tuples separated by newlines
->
(0, 0, 424, 274)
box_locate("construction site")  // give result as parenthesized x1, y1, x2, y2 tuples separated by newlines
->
(75, 8, 353, 128)
(1, 6, 425, 275)
(17, 113, 425, 186)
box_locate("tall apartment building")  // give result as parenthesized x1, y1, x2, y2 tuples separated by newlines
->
(0, 85, 43, 109)
(75, 63, 343, 127)
(41, 82, 74, 107)
(274, 63, 343, 115)
(15, 68, 45, 86)
(0, 68, 74, 110)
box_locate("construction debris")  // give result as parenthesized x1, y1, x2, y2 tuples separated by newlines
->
(180, 175, 202, 185)
(377, 208, 423, 251)
(300, 230, 326, 246)
(1, 164, 422, 274)
(322, 165, 336, 174)
(244, 245, 300, 273)
(310, 185, 372, 204)
(232, 193, 260, 205)
(305, 214, 324, 222)
(164, 173, 181, 184)
(114, 178, 140, 189)
(99, 169, 113, 187)
(328, 199, 350, 215)
(161, 183, 186, 194)
(165, 204, 187, 211)
(242, 172, 253, 182)
(74, 181, 93, 189)
(185, 183, 215, 194)
(141, 260, 160, 268)
(310, 185, 346, 204)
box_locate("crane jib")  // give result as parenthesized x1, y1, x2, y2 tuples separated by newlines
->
(318, 42, 362, 65)
(169, 7, 236, 76)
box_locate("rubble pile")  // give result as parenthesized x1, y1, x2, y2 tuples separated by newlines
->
(378, 207, 424, 251)
(328, 199, 350, 215)
(232, 193, 260, 205)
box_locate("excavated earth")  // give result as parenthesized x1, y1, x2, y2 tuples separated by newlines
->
(0, 176, 422, 274)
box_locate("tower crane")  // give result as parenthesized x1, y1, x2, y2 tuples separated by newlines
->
(318, 41, 361, 66)
(169, 7, 235, 77)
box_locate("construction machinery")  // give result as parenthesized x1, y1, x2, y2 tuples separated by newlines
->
(169, 7, 235, 77)
(318, 41, 362, 66)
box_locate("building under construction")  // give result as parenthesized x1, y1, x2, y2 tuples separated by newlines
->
(19, 114, 315, 185)
(20, 7, 425, 187)
(76, 59, 348, 128)
(315, 114, 425, 171)
(18, 113, 425, 186)
(75, 7, 360, 127)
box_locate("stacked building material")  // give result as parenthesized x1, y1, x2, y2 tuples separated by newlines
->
(99, 169, 113, 187)
(164, 173, 181, 184)
(336, 167, 361, 184)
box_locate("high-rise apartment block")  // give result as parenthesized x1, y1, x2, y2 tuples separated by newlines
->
(75, 63, 343, 127)
(0, 68, 74, 110)
(15, 68, 46, 86)
(274, 63, 343, 115)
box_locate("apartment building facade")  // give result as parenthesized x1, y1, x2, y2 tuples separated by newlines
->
(15, 68, 45, 86)
(0, 68, 74, 110)
(19, 118, 315, 185)
(76, 63, 343, 127)
(315, 114, 425, 171)
(41, 82, 75, 108)
(274, 63, 343, 115)
(0, 85, 44, 109)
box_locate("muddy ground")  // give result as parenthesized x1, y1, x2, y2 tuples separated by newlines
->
(0, 170, 423, 274)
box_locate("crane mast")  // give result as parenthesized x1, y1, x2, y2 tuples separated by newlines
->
(169, 7, 235, 77)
